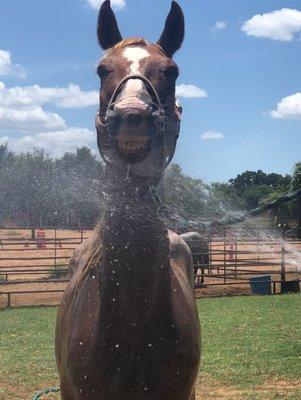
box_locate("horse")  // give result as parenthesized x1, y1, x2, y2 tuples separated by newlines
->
(55, 2, 201, 399)
(181, 232, 210, 285)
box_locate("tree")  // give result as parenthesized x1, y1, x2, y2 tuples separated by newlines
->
(230, 170, 291, 196)
(163, 164, 207, 222)
(290, 162, 301, 237)
(210, 183, 246, 210)
(54, 147, 104, 228)
(0, 146, 104, 228)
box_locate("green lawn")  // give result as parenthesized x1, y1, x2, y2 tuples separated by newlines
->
(0, 295, 300, 400)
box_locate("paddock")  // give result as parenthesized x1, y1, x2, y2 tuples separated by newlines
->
(0, 228, 300, 400)
(0, 295, 300, 400)
(0, 227, 300, 308)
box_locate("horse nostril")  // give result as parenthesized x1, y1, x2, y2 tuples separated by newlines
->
(125, 113, 144, 126)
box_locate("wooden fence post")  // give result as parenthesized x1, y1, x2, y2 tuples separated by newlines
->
(54, 228, 57, 269)
(234, 240, 238, 278)
(281, 243, 286, 283)
(7, 293, 11, 308)
(223, 229, 227, 285)
(208, 234, 212, 276)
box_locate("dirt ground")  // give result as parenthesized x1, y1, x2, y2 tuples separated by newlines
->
(195, 378, 301, 400)
(0, 229, 300, 308)
(3, 379, 300, 400)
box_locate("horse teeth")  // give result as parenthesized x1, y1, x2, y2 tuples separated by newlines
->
(119, 139, 147, 152)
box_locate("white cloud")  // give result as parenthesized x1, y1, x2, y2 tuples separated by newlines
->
(85, 0, 126, 10)
(0, 81, 99, 133)
(0, 57, 97, 153)
(214, 21, 227, 30)
(201, 131, 223, 140)
(176, 84, 207, 99)
(0, 128, 95, 157)
(0, 50, 26, 78)
(241, 8, 301, 41)
(269, 93, 301, 119)
(0, 82, 98, 109)
(0, 106, 66, 133)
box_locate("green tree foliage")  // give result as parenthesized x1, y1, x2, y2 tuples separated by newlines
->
(210, 183, 246, 211)
(229, 170, 291, 210)
(290, 162, 301, 237)
(0, 147, 103, 228)
(163, 164, 208, 221)
(163, 165, 245, 222)
(0, 144, 299, 231)
(230, 170, 291, 197)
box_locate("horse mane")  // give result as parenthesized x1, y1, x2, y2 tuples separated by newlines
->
(104, 37, 166, 57)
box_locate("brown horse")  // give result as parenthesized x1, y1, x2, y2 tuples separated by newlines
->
(55, 2, 200, 399)
(181, 232, 210, 285)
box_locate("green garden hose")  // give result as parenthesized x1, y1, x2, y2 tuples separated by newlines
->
(32, 387, 60, 399)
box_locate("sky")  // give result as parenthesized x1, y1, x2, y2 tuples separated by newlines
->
(0, 0, 300, 183)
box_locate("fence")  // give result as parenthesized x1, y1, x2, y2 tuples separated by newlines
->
(192, 235, 300, 296)
(0, 227, 88, 308)
(0, 227, 300, 308)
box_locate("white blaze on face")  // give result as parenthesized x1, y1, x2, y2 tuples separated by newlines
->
(118, 47, 150, 106)
(123, 47, 149, 74)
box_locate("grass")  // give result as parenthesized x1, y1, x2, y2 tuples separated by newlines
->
(0, 295, 300, 399)
(197, 294, 301, 399)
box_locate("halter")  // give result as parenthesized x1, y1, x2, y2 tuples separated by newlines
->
(96, 74, 181, 186)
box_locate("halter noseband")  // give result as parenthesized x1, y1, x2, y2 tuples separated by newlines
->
(107, 74, 164, 116)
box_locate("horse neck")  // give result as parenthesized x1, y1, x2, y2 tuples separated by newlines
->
(99, 176, 172, 308)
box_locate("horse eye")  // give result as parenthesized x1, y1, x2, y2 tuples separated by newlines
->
(161, 66, 179, 80)
(97, 65, 112, 78)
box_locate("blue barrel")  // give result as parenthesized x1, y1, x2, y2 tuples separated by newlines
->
(249, 275, 272, 295)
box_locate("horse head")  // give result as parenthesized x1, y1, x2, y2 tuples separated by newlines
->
(96, 0, 184, 184)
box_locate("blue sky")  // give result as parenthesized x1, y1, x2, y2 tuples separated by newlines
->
(0, 0, 300, 182)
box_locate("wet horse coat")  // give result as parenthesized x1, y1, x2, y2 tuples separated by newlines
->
(55, 2, 200, 399)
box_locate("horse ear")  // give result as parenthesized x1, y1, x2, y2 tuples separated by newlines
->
(157, 1, 185, 58)
(97, 0, 123, 50)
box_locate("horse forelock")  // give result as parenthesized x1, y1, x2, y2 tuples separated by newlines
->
(102, 37, 166, 59)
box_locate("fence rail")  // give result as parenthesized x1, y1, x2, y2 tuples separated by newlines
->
(0, 227, 300, 308)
